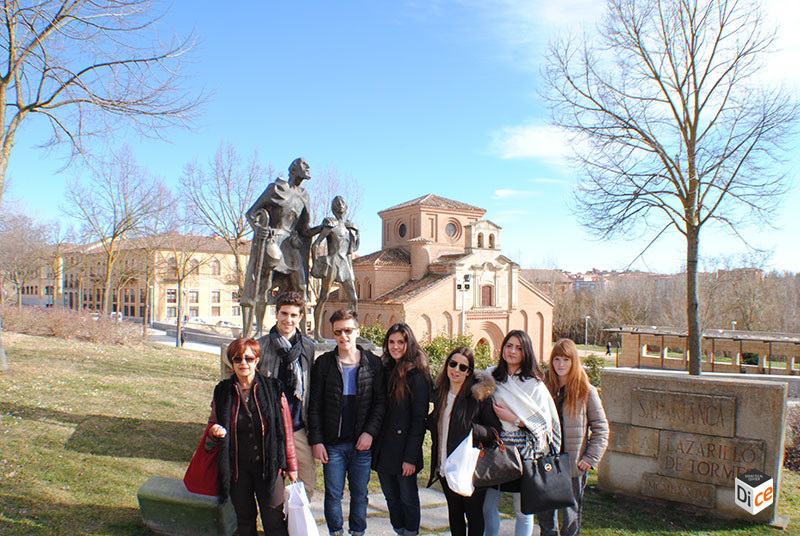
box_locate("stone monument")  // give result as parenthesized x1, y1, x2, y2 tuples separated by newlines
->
(598, 368, 787, 524)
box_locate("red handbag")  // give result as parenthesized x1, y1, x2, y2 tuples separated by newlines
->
(183, 424, 221, 496)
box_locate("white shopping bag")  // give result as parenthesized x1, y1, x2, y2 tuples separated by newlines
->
(443, 430, 481, 496)
(286, 481, 320, 536)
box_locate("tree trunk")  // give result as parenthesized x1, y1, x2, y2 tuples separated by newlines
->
(686, 226, 702, 375)
(142, 282, 150, 337)
(0, 313, 8, 372)
(176, 280, 182, 348)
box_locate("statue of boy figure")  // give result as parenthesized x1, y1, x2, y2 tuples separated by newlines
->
(241, 158, 320, 337)
(311, 196, 359, 340)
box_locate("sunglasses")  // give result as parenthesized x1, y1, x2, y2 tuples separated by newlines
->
(333, 328, 357, 337)
(232, 356, 256, 364)
(447, 360, 470, 372)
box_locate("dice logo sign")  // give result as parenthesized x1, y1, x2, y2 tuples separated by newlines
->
(735, 469, 773, 515)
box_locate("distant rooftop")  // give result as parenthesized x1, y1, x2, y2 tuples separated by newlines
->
(606, 325, 800, 344)
(379, 194, 485, 214)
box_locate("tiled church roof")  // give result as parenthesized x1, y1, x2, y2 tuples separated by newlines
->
(373, 273, 452, 303)
(353, 248, 411, 267)
(379, 194, 485, 213)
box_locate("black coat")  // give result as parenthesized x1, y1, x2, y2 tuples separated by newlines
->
(372, 366, 431, 474)
(208, 372, 287, 500)
(307, 346, 386, 446)
(427, 370, 501, 487)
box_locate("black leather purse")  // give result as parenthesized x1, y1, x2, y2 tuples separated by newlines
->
(519, 445, 576, 514)
(473, 429, 523, 488)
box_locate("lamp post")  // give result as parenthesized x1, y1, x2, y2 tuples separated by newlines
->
(584, 315, 591, 355)
(457, 274, 471, 335)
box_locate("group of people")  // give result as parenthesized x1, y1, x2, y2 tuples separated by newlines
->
(201, 290, 609, 536)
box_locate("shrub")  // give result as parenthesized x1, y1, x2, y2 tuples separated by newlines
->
(583, 353, 605, 388)
(360, 322, 386, 347)
(423, 332, 500, 379)
(742, 352, 760, 366)
(1, 305, 142, 345)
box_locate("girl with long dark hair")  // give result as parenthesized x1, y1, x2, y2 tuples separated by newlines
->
(427, 347, 501, 536)
(483, 330, 561, 536)
(372, 323, 431, 536)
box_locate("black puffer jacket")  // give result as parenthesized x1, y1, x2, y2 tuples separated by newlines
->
(427, 370, 501, 487)
(307, 346, 386, 445)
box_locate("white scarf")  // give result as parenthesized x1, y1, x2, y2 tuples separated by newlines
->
(489, 367, 561, 454)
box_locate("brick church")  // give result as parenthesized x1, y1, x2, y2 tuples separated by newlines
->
(317, 194, 553, 360)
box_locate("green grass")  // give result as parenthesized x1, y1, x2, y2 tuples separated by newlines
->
(0, 331, 798, 535)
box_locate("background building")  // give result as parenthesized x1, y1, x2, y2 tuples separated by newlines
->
(318, 194, 554, 359)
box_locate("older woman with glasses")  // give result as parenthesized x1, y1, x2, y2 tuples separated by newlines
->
(206, 337, 298, 536)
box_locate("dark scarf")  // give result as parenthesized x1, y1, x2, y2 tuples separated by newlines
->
(213, 374, 287, 501)
(271, 326, 304, 401)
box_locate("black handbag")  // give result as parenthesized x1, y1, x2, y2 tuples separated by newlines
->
(519, 445, 576, 514)
(473, 429, 523, 488)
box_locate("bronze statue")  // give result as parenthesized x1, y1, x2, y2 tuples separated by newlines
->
(241, 158, 319, 337)
(311, 196, 359, 340)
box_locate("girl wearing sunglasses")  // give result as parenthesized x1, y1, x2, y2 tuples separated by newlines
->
(205, 337, 298, 536)
(427, 347, 501, 536)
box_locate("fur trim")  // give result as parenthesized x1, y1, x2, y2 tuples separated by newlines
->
(470, 370, 496, 401)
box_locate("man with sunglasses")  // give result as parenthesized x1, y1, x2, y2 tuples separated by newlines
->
(256, 291, 317, 498)
(308, 309, 386, 536)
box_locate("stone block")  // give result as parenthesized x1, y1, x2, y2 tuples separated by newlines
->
(599, 369, 787, 523)
(631, 389, 735, 437)
(640, 473, 715, 508)
(608, 422, 659, 457)
(657, 430, 765, 486)
(137, 476, 236, 536)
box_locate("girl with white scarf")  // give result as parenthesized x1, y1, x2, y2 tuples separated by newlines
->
(482, 330, 561, 536)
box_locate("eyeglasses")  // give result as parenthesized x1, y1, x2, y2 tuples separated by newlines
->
(447, 360, 469, 372)
(333, 328, 357, 337)
(232, 356, 256, 364)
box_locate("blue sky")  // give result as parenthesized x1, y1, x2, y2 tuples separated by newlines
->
(4, 0, 800, 273)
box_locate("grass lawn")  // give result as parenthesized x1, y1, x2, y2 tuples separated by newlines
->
(1, 331, 798, 535)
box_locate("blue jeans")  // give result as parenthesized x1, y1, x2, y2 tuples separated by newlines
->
(483, 488, 535, 536)
(537, 472, 587, 536)
(323, 442, 372, 536)
(377, 471, 420, 535)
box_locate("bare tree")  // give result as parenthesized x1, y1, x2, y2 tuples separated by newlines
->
(0, 0, 202, 205)
(0, 208, 46, 307)
(180, 143, 271, 297)
(63, 147, 170, 314)
(0, 0, 201, 370)
(544, 0, 798, 374)
(39, 220, 76, 307)
(134, 199, 178, 336)
(160, 231, 212, 347)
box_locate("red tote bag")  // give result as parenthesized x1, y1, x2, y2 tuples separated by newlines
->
(183, 424, 221, 496)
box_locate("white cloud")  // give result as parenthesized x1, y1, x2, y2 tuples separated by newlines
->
(493, 188, 538, 199)
(490, 125, 570, 162)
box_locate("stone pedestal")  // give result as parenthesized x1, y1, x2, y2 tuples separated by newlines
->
(137, 476, 236, 536)
(598, 368, 786, 523)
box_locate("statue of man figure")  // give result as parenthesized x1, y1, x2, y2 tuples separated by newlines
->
(311, 196, 359, 341)
(241, 158, 318, 337)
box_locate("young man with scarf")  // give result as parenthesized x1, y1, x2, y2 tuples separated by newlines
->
(256, 291, 317, 497)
